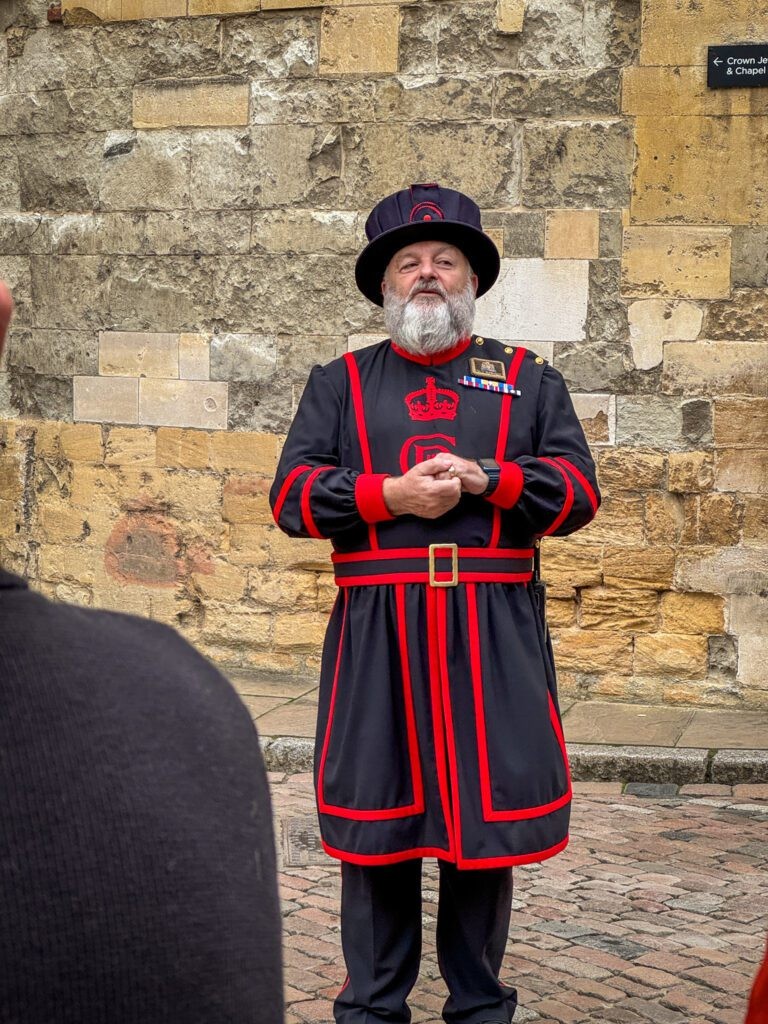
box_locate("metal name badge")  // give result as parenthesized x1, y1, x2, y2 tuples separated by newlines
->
(468, 357, 507, 382)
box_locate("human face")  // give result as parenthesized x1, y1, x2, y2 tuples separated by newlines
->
(382, 240, 478, 304)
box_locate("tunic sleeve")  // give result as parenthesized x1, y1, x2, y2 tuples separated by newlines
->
(269, 364, 394, 539)
(488, 363, 601, 538)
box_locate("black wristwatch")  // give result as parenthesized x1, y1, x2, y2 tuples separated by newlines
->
(476, 458, 501, 496)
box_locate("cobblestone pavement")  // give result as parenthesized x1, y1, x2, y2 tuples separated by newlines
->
(271, 773, 768, 1024)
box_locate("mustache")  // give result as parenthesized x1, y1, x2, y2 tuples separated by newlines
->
(408, 279, 448, 301)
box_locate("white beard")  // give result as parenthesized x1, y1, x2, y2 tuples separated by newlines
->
(384, 278, 476, 356)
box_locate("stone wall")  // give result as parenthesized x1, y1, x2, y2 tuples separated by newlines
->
(0, 0, 765, 706)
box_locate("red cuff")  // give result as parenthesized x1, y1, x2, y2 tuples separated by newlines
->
(355, 473, 395, 524)
(485, 461, 524, 509)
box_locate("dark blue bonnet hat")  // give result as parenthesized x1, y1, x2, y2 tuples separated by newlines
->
(354, 183, 501, 307)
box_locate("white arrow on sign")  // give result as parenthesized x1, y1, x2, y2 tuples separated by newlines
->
(713, 56, 722, 65)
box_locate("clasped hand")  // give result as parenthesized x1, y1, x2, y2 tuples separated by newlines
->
(382, 455, 488, 519)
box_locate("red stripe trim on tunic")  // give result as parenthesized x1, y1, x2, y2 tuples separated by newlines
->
(539, 456, 574, 537)
(467, 583, 572, 822)
(320, 835, 569, 869)
(490, 347, 528, 547)
(426, 587, 456, 859)
(436, 586, 463, 862)
(554, 456, 599, 515)
(343, 352, 379, 550)
(396, 584, 425, 815)
(316, 590, 424, 822)
(300, 466, 333, 539)
(272, 463, 311, 524)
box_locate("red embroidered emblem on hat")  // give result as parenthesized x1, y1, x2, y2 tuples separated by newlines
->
(410, 201, 445, 223)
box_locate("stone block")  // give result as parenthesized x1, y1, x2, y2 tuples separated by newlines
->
(496, 211, 544, 258)
(597, 448, 665, 491)
(74, 376, 138, 425)
(399, 2, 520, 77)
(522, 120, 632, 208)
(99, 331, 179, 378)
(738, 635, 768, 688)
(660, 593, 724, 636)
(100, 131, 190, 211)
(121, 0, 186, 18)
(697, 493, 743, 547)
(715, 450, 768, 495)
(139, 379, 228, 430)
(60, 0, 120, 23)
(370, 76, 493, 124)
(342, 123, 522, 209)
(623, 66, 768, 117)
(570, 393, 614, 446)
(220, 14, 318, 80)
(676, 546, 768, 597)
(682, 399, 712, 447)
(496, 0, 524, 33)
(732, 227, 768, 288)
(494, 69, 620, 119)
(581, 494, 644, 546)
(641, 0, 766, 69)
(348, 334, 387, 353)
(475, 258, 589, 342)
(5, 330, 99, 377)
(743, 496, 768, 543)
(627, 299, 703, 371)
(0, 87, 131, 137)
(579, 586, 659, 631)
(104, 426, 156, 465)
(210, 334, 277, 382)
(621, 227, 732, 300)
(155, 427, 211, 469)
(603, 546, 675, 591)
(18, 134, 103, 213)
(211, 433, 278, 473)
(133, 78, 250, 130)
(58, 423, 104, 463)
(248, 568, 318, 610)
(189, 0, 259, 13)
(319, 7, 399, 76)
(714, 399, 768, 449)
(540, 540, 602, 597)
(712, 749, 768, 785)
(545, 210, 600, 260)
(227, 524, 270, 567)
(668, 452, 714, 494)
(273, 610, 331, 649)
(615, 396, 683, 449)
(729, 595, 768, 636)
(546, 597, 575, 628)
(222, 477, 273, 525)
(251, 210, 358, 253)
(190, 126, 342, 211)
(202, 605, 272, 647)
(551, 629, 633, 674)
(179, 334, 210, 380)
(599, 210, 624, 259)
(703, 289, 768, 341)
(633, 116, 768, 226)
(662, 342, 768, 398)
(634, 634, 708, 679)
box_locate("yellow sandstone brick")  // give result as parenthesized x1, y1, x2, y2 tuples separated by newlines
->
(496, 0, 525, 34)
(603, 546, 675, 590)
(189, 0, 259, 13)
(222, 474, 273, 524)
(668, 451, 714, 494)
(598, 448, 666, 491)
(545, 210, 600, 260)
(644, 493, 684, 546)
(697, 493, 742, 546)
(641, 0, 767, 73)
(202, 605, 272, 646)
(540, 541, 603, 598)
(621, 227, 731, 300)
(715, 450, 768, 494)
(662, 342, 768, 397)
(190, 561, 248, 602)
(248, 568, 319, 610)
(104, 426, 157, 466)
(61, 0, 120, 22)
(59, 423, 104, 463)
(227, 525, 271, 568)
(623, 66, 767, 118)
(120, 0, 185, 19)
(634, 634, 709, 679)
(551, 629, 633, 675)
(210, 432, 278, 473)
(38, 500, 90, 544)
(546, 598, 576, 629)
(660, 592, 724, 635)
(714, 399, 768, 448)
(38, 544, 97, 586)
(319, 7, 399, 75)
(580, 495, 644, 546)
(579, 587, 659, 632)
(264, 526, 333, 572)
(273, 611, 328, 649)
(133, 78, 250, 130)
(742, 496, 768, 543)
(155, 428, 211, 470)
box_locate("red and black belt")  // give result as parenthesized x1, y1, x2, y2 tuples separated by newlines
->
(332, 545, 534, 588)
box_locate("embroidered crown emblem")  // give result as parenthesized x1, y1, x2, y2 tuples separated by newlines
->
(405, 377, 459, 421)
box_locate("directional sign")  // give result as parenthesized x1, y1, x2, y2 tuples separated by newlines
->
(708, 44, 768, 88)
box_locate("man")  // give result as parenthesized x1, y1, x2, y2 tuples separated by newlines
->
(0, 281, 283, 1023)
(270, 183, 600, 1024)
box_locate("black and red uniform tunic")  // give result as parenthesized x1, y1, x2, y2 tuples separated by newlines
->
(270, 334, 600, 870)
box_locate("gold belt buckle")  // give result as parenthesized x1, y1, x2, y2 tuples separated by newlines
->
(428, 543, 459, 588)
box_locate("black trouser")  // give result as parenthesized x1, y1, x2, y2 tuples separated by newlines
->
(334, 859, 517, 1024)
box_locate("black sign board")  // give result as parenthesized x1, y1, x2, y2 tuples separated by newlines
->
(708, 44, 768, 88)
